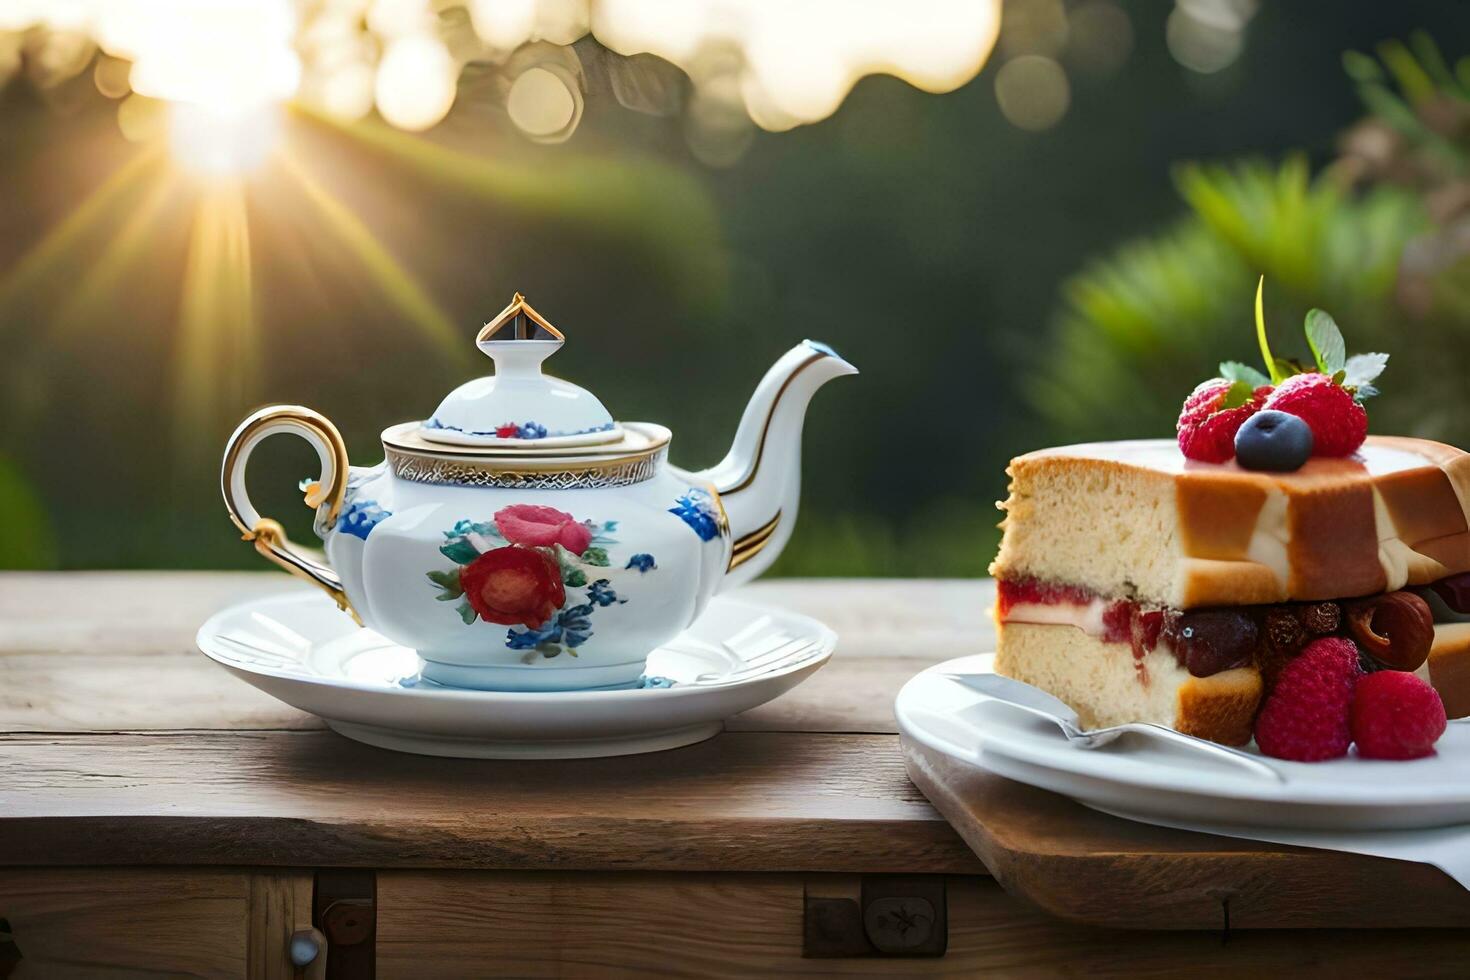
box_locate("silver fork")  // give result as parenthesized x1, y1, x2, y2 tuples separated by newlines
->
(944, 672, 1284, 782)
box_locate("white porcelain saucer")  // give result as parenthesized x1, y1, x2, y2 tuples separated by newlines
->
(198, 592, 835, 759)
(897, 654, 1470, 831)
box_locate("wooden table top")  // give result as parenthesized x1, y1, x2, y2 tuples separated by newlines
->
(0, 573, 992, 874)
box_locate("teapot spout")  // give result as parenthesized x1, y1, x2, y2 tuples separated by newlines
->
(694, 340, 857, 589)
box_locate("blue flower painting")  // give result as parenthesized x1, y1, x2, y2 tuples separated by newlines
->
(625, 553, 657, 573)
(422, 419, 615, 439)
(669, 489, 721, 542)
(336, 499, 391, 540)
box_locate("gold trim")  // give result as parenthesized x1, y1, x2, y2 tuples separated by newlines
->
(721, 352, 825, 496)
(729, 510, 781, 571)
(387, 446, 665, 488)
(248, 519, 361, 625)
(221, 405, 356, 620)
(477, 291, 565, 343)
(383, 421, 670, 460)
(705, 481, 732, 539)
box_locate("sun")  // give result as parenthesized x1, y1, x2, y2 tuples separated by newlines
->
(168, 102, 282, 179)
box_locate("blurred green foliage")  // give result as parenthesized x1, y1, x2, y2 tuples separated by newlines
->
(1033, 35, 1470, 449)
(0, 455, 56, 568)
(1032, 157, 1428, 439)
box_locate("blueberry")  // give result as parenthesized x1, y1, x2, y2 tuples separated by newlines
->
(1234, 410, 1313, 471)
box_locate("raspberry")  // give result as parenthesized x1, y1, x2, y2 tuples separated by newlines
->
(1253, 637, 1361, 761)
(1263, 373, 1368, 457)
(1350, 671, 1447, 760)
(1176, 379, 1271, 463)
(1297, 601, 1341, 635)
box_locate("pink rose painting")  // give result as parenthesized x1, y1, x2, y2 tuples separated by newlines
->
(493, 504, 594, 556)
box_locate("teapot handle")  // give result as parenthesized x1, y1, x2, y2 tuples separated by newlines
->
(221, 405, 357, 621)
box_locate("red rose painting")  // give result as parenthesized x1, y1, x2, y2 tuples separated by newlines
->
(459, 545, 565, 629)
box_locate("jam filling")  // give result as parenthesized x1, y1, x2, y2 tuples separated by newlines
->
(996, 576, 1408, 680)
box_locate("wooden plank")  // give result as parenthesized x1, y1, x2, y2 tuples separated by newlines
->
(248, 871, 316, 980)
(0, 731, 982, 874)
(0, 573, 992, 735)
(0, 572, 321, 733)
(0, 868, 250, 976)
(374, 869, 1470, 977)
(902, 734, 1470, 930)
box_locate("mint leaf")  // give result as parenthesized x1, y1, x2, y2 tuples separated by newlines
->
(1343, 352, 1389, 387)
(1304, 309, 1347, 375)
(1219, 361, 1270, 387)
(580, 546, 610, 567)
(1219, 380, 1254, 410)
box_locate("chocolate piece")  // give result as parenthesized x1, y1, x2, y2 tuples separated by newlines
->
(1298, 601, 1341, 635)
(1265, 609, 1307, 655)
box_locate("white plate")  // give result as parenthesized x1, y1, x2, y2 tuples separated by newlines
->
(897, 654, 1470, 830)
(199, 592, 835, 759)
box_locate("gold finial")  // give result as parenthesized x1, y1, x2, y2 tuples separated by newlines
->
(477, 292, 564, 344)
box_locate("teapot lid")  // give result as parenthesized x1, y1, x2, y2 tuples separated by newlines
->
(420, 293, 623, 449)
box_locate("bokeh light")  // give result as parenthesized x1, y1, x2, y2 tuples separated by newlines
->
(998, 0, 1069, 59)
(374, 34, 456, 132)
(1166, 0, 1258, 75)
(1066, 1, 1133, 77)
(995, 54, 1070, 131)
(0, 0, 1006, 144)
(507, 65, 581, 142)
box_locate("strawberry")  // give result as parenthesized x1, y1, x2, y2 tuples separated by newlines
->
(1176, 379, 1270, 463)
(1263, 373, 1368, 457)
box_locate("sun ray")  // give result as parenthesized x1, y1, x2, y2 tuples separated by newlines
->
(296, 108, 727, 295)
(173, 180, 257, 453)
(276, 150, 461, 357)
(0, 148, 163, 315)
(50, 176, 177, 339)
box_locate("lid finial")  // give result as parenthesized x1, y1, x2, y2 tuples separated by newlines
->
(477, 292, 564, 345)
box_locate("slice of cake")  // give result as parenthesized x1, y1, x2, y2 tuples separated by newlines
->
(991, 291, 1466, 758)
(991, 437, 1470, 746)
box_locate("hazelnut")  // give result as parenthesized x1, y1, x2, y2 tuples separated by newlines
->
(1345, 591, 1434, 672)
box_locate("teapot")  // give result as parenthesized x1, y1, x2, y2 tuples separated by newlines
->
(221, 293, 856, 691)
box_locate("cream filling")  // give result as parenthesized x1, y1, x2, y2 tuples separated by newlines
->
(1002, 599, 1111, 636)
